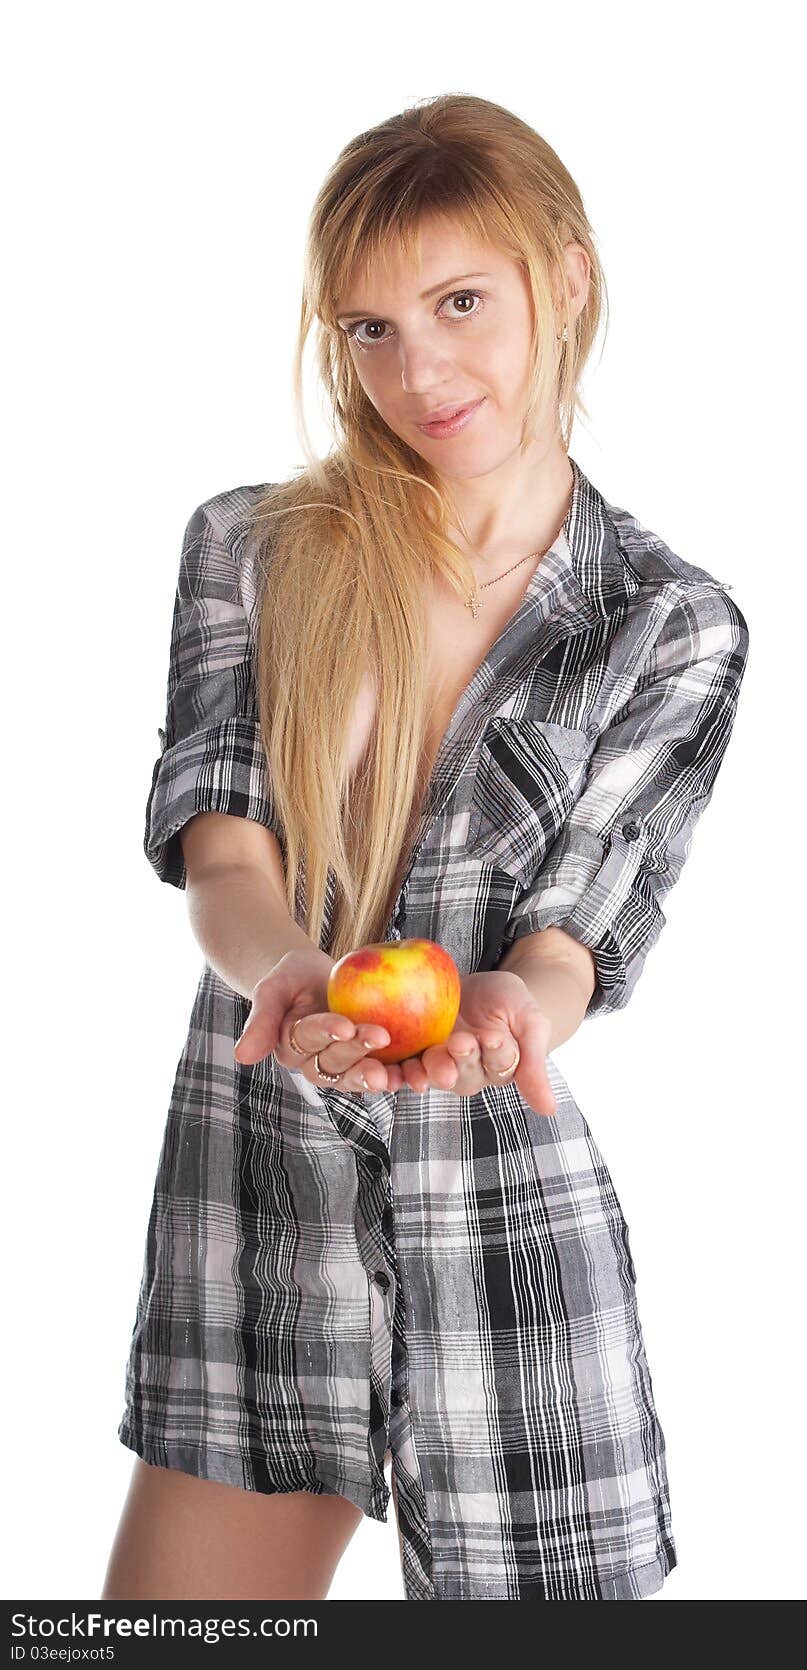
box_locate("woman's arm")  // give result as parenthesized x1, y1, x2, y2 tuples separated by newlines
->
(499, 588, 750, 1020)
(498, 927, 596, 1054)
(185, 861, 323, 999)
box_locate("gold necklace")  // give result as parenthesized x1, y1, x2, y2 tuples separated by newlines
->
(463, 544, 545, 620)
(461, 464, 575, 617)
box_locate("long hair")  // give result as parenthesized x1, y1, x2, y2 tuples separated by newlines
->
(245, 92, 608, 960)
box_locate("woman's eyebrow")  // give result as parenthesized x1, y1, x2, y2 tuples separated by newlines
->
(336, 272, 492, 322)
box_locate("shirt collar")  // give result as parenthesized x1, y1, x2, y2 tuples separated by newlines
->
(480, 453, 641, 692)
(558, 454, 642, 626)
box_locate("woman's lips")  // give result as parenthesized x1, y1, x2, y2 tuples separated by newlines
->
(416, 397, 486, 438)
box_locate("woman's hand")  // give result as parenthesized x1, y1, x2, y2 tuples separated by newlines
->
(232, 948, 408, 1095)
(396, 970, 557, 1118)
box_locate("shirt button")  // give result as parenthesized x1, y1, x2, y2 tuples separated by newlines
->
(372, 1269, 391, 1293)
(622, 820, 641, 841)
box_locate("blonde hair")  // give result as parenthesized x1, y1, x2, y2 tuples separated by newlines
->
(245, 92, 608, 960)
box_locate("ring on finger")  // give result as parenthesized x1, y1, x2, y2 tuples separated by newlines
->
(288, 1016, 346, 1085)
(289, 1015, 310, 1057)
(312, 1048, 344, 1088)
(493, 1043, 521, 1079)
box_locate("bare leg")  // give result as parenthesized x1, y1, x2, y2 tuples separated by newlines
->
(101, 1457, 365, 1601)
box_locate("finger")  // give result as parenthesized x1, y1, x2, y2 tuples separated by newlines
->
(313, 1037, 393, 1093)
(414, 1048, 489, 1098)
(322, 1027, 392, 1076)
(287, 1013, 391, 1061)
(444, 1022, 477, 1048)
(351, 1049, 404, 1094)
(400, 1056, 431, 1094)
(294, 1011, 357, 1054)
(509, 1008, 556, 1118)
(352, 1057, 406, 1095)
(446, 1036, 479, 1067)
(477, 1029, 518, 1080)
(316, 1049, 406, 1094)
(355, 1025, 393, 1053)
(419, 1046, 458, 1089)
(233, 991, 290, 1065)
(305, 1049, 382, 1095)
(234, 996, 333, 1066)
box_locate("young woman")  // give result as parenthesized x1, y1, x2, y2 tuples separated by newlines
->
(103, 93, 749, 1601)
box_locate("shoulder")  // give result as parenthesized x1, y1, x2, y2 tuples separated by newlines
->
(602, 488, 734, 593)
(191, 482, 275, 556)
(599, 486, 750, 659)
(178, 483, 276, 618)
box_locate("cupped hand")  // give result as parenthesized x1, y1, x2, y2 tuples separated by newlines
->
(396, 970, 557, 1118)
(232, 948, 408, 1095)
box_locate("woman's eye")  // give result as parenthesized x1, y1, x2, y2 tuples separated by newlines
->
(345, 289, 483, 349)
(346, 318, 390, 348)
(441, 290, 482, 321)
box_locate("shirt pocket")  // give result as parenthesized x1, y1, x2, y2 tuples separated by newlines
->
(466, 717, 593, 884)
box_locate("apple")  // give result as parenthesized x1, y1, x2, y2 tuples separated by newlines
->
(327, 938, 461, 1066)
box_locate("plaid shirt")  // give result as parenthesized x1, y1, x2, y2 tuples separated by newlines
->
(119, 455, 749, 1599)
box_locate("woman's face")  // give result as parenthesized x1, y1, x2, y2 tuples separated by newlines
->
(334, 215, 577, 478)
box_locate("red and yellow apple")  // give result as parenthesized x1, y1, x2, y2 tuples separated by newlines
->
(327, 938, 461, 1065)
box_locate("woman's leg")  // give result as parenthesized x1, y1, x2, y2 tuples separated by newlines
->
(101, 1456, 364, 1601)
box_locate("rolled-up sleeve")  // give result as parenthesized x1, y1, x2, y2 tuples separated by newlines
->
(144, 499, 284, 889)
(503, 584, 750, 1018)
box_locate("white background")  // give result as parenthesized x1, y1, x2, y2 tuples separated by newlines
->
(4, 0, 804, 1603)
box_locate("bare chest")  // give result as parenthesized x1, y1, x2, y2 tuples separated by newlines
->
(347, 583, 517, 786)
(346, 575, 535, 923)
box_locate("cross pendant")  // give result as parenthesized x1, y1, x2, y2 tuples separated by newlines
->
(466, 593, 482, 619)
